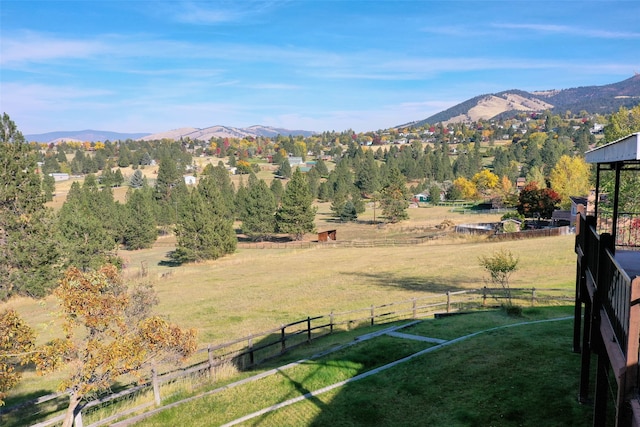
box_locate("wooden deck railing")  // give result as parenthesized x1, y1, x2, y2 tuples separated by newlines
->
(574, 206, 640, 427)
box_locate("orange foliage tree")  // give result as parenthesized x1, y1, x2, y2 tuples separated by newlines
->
(35, 266, 197, 427)
(0, 309, 35, 405)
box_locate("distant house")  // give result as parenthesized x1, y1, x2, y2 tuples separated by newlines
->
(184, 175, 196, 185)
(288, 157, 304, 166)
(49, 173, 70, 182)
(413, 193, 430, 203)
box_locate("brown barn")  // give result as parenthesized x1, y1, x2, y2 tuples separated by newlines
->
(317, 230, 337, 242)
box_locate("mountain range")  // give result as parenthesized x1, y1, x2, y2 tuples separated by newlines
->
(25, 125, 316, 143)
(25, 75, 640, 143)
(414, 74, 640, 126)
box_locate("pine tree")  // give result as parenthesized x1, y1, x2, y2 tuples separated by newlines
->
(58, 181, 121, 271)
(339, 200, 358, 222)
(130, 169, 145, 188)
(0, 114, 62, 299)
(270, 178, 284, 205)
(275, 169, 317, 240)
(240, 175, 276, 241)
(172, 188, 236, 263)
(123, 188, 157, 249)
(278, 159, 292, 178)
(380, 166, 410, 223)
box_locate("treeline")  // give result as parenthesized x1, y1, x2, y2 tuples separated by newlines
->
(3, 105, 640, 299)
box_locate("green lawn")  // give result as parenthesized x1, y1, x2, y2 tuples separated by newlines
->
(132, 307, 591, 427)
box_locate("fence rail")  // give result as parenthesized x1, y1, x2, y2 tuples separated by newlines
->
(4, 287, 572, 427)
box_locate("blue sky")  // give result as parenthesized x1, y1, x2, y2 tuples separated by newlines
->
(2, 1, 640, 134)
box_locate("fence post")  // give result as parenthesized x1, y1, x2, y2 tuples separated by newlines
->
(74, 406, 84, 427)
(330, 311, 334, 334)
(482, 286, 487, 306)
(370, 305, 375, 326)
(248, 337, 254, 366)
(281, 325, 286, 353)
(208, 345, 215, 381)
(152, 366, 161, 406)
(307, 317, 311, 343)
(531, 288, 536, 306)
(412, 298, 417, 319)
(446, 291, 451, 313)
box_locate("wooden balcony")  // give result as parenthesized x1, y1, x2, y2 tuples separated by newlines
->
(574, 208, 640, 427)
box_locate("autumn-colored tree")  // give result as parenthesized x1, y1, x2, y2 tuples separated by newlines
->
(0, 309, 35, 405)
(517, 182, 561, 220)
(549, 155, 591, 209)
(451, 176, 478, 200)
(471, 169, 499, 196)
(35, 266, 197, 427)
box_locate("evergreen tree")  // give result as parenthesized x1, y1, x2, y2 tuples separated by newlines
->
(339, 200, 358, 222)
(172, 188, 236, 263)
(240, 176, 277, 241)
(130, 169, 145, 188)
(208, 162, 236, 216)
(380, 166, 410, 223)
(123, 188, 157, 250)
(42, 172, 55, 202)
(154, 156, 182, 227)
(0, 114, 62, 299)
(58, 180, 122, 271)
(355, 150, 380, 195)
(113, 168, 124, 187)
(275, 169, 317, 240)
(278, 159, 292, 178)
(270, 178, 284, 205)
(100, 167, 115, 187)
(314, 158, 329, 177)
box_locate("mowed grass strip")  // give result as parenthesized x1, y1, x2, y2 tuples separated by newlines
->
(133, 336, 432, 426)
(127, 307, 590, 427)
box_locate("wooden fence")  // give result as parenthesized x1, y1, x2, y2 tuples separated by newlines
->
(4, 287, 572, 427)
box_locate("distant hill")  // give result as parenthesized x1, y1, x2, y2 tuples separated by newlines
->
(25, 130, 151, 143)
(139, 125, 316, 141)
(414, 74, 640, 126)
(26, 125, 316, 143)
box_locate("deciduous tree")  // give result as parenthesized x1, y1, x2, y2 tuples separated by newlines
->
(549, 155, 591, 209)
(479, 249, 519, 306)
(0, 309, 35, 405)
(35, 266, 197, 427)
(517, 182, 561, 220)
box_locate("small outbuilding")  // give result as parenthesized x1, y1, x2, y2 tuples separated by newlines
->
(318, 230, 337, 242)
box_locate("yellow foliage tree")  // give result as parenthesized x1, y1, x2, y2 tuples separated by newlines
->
(472, 169, 499, 196)
(452, 177, 478, 200)
(549, 155, 591, 210)
(35, 266, 197, 427)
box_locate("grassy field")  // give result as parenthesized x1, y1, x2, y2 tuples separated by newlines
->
(2, 199, 579, 413)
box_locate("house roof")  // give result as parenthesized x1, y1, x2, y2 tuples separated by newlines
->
(584, 132, 640, 164)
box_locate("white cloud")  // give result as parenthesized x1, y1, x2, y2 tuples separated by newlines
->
(493, 23, 640, 39)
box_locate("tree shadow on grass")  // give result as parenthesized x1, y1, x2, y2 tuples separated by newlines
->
(339, 271, 469, 294)
(1, 389, 69, 427)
